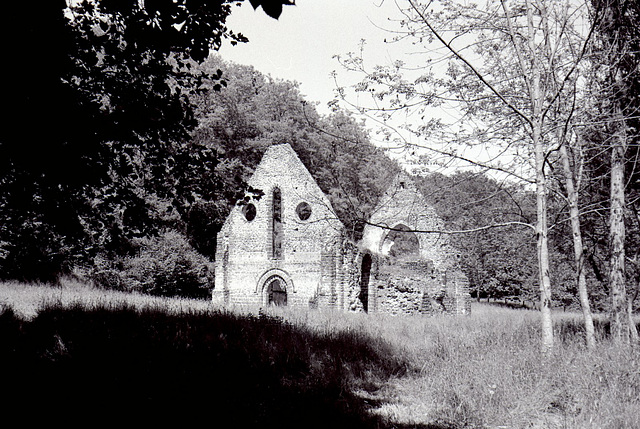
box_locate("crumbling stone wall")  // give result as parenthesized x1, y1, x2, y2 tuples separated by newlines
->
(360, 172, 471, 316)
(342, 240, 366, 312)
(362, 257, 470, 315)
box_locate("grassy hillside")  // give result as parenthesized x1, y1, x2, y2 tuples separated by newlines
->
(1, 281, 639, 428)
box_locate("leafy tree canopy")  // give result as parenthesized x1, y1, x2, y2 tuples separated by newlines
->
(0, 0, 292, 282)
(189, 56, 401, 251)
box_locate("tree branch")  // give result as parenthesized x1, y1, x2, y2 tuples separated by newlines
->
(364, 219, 536, 234)
(407, 0, 534, 128)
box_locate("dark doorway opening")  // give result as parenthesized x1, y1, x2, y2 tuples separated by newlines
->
(266, 276, 287, 306)
(360, 254, 372, 312)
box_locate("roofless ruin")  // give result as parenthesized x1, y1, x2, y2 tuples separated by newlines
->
(213, 143, 470, 315)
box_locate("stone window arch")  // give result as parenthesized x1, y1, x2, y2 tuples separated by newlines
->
(256, 269, 294, 306)
(272, 187, 283, 259)
(381, 224, 420, 259)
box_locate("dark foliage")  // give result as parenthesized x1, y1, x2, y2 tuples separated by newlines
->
(0, 1, 296, 283)
(0, 1, 237, 282)
(0, 304, 413, 427)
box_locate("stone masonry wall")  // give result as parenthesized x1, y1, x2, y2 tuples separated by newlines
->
(213, 144, 344, 309)
(366, 258, 471, 316)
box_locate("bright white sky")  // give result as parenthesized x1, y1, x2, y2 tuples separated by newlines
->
(217, 0, 406, 115)
(215, 1, 519, 178)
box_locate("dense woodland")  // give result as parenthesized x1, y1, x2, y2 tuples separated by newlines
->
(0, 1, 638, 347)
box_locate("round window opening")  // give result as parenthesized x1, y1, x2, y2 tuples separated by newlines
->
(383, 224, 420, 259)
(242, 203, 256, 222)
(296, 202, 312, 221)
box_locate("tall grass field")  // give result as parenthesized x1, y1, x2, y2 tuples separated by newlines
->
(1, 280, 638, 428)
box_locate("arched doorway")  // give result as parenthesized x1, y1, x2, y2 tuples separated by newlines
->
(360, 254, 372, 312)
(265, 275, 287, 306)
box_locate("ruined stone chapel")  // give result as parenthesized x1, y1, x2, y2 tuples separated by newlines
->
(213, 143, 470, 315)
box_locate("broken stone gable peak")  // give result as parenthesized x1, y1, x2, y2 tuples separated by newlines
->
(361, 172, 471, 315)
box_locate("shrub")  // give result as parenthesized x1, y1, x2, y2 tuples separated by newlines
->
(88, 230, 214, 299)
(85, 253, 126, 291)
(121, 230, 214, 298)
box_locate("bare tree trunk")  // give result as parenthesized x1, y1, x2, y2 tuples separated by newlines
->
(609, 104, 629, 344)
(559, 137, 596, 349)
(527, 0, 553, 352)
(629, 210, 640, 344)
(535, 124, 553, 352)
(628, 296, 638, 342)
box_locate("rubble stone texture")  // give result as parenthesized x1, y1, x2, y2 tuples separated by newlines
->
(361, 173, 471, 315)
(214, 143, 470, 315)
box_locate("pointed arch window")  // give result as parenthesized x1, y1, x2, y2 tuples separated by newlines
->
(382, 224, 420, 259)
(272, 187, 283, 259)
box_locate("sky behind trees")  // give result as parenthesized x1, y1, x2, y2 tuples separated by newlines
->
(217, 1, 498, 172)
(218, 0, 405, 114)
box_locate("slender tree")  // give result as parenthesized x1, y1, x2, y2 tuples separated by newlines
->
(559, 131, 596, 348)
(590, 0, 640, 343)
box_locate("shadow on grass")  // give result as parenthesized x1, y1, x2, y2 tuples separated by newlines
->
(0, 305, 450, 428)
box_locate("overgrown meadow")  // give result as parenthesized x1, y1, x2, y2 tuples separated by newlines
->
(1, 281, 638, 428)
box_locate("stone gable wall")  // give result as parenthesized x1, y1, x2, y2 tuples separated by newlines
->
(359, 173, 471, 316)
(213, 144, 344, 309)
